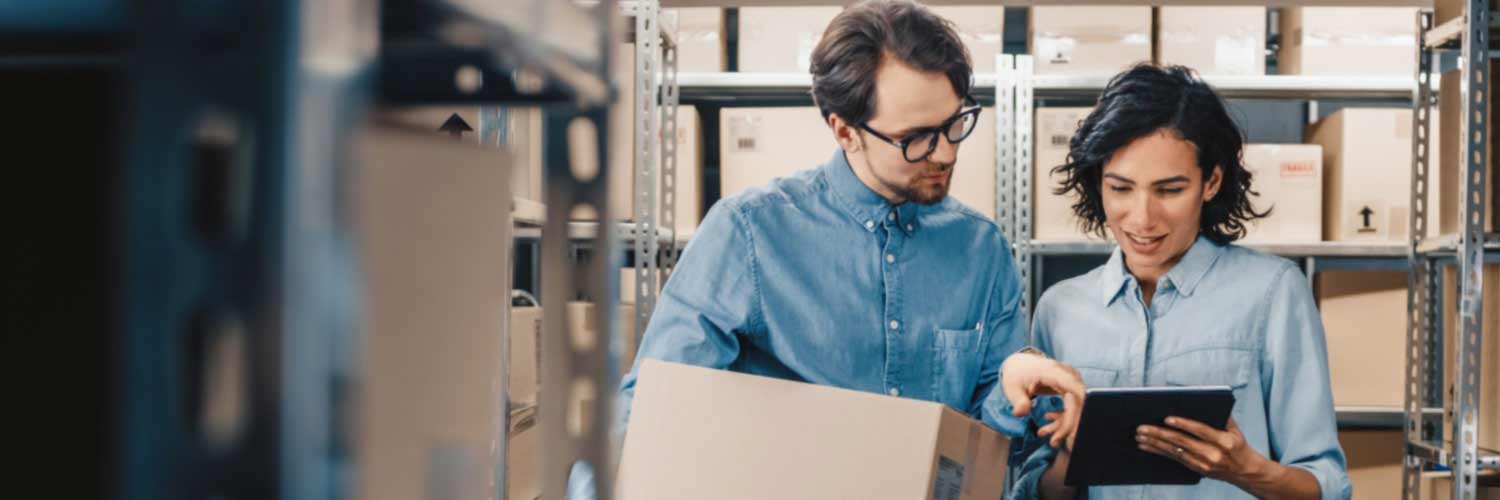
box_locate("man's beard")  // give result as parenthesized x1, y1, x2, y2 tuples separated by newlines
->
(882, 167, 952, 205)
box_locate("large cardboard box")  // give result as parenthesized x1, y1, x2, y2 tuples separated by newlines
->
(617, 360, 1010, 500)
(673, 8, 725, 72)
(720, 107, 998, 219)
(1442, 264, 1500, 454)
(1317, 271, 1408, 408)
(1029, 7, 1152, 76)
(1308, 108, 1423, 241)
(1439, 68, 1500, 235)
(736, 7, 1004, 74)
(353, 126, 511, 500)
(1342, 430, 1405, 500)
(1278, 8, 1419, 76)
(510, 306, 543, 406)
(1156, 7, 1266, 76)
(737, 7, 842, 73)
(1033, 107, 1104, 241)
(1241, 144, 1324, 243)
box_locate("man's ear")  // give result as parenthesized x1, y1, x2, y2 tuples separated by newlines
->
(828, 113, 862, 153)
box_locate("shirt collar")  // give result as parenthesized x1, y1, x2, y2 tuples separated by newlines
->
(1098, 234, 1223, 306)
(821, 149, 921, 235)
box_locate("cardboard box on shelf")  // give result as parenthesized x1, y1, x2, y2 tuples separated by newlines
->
(1240, 144, 1324, 243)
(572, 42, 640, 222)
(1439, 68, 1500, 235)
(930, 7, 1005, 74)
(737, 7, 842, 73)
(1307, 108, 1432, 242)
(617, 360, 1009, 500)
(352, 126, 510, 500)
(673, 8, 726, 72)
(1029, 7, 1152, 76)
(507, 107, 546, 203)
(1316, 271, 1407, 408)
(1278, 8, 1419, 76)
(1441, 264, 1500, 454)
(670, 106, 704, 236)
(510, 306, 543, 406)
(1436, 0, 1500, 26)
(720, 106, 999, 219)
(1033, 107, 1102, 241)
(1156, 7, 1266, 76)
(507, 408, 541, 500)
(1341, 430, 1405, 500)
(720, 106, 832, 198)
(736, 7, 1003, 74)
(1420, 471, 1500, 499)
(568, 301, 640, 375)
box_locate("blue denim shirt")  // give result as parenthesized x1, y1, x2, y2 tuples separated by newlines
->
(617, 149, 1031, 437)
(1008, 237, 1351, 500)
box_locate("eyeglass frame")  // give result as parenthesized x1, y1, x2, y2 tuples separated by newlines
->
(855, 96, 983, 163)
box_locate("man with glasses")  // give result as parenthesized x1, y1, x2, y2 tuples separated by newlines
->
(617, 0, 1083, 459)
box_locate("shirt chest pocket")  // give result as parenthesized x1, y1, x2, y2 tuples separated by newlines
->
(1160, 348, 1258, 420)
(933, 326, 984, 411)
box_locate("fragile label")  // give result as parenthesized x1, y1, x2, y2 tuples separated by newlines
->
(1280, 160, 1317, 179)
(932, 456, 966, 500)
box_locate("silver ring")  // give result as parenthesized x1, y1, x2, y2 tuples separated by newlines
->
(1175, 447, 1185, 456)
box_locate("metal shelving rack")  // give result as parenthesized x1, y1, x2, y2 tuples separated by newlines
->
(1404, 4, 1500, 499)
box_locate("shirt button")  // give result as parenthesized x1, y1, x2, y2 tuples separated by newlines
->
(888, 212, 896, 221)
(889, 388, 900, 397)
(906, 224, 913, 231)
(889, 320, 899, 330)
(886, 254, 895, 263)
(864, 220, 874, 229)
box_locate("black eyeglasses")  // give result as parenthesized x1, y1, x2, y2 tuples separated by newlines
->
(857, 96, 982, 163)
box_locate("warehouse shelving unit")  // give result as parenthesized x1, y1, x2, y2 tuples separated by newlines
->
(1404, 4, 1500, 500)
(500, 2, 683, 335)
(109, 1, 676, 500)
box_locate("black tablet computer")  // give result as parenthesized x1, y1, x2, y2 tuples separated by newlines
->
(1063, 385, 1235, 487)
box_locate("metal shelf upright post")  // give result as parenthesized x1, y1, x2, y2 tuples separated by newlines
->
(1404, 3, 1500, 499)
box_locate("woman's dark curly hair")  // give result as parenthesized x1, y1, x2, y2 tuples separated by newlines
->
(1053, 64, 1267, 244)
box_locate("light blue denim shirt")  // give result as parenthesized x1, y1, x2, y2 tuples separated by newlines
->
(617, 149, 1031, 437)
(1009, 236, 1351, 500)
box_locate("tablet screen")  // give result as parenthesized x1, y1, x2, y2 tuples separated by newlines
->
(1063, 386, 1235, 487)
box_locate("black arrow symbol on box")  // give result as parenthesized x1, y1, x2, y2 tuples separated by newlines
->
(439, 113, 473, 139)
(1359, 206, 1374, 228)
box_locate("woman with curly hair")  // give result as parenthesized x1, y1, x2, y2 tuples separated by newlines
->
(1010, 64, 1351, 500)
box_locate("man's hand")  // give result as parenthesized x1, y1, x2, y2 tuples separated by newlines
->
(1000, 351, 1086, 448)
